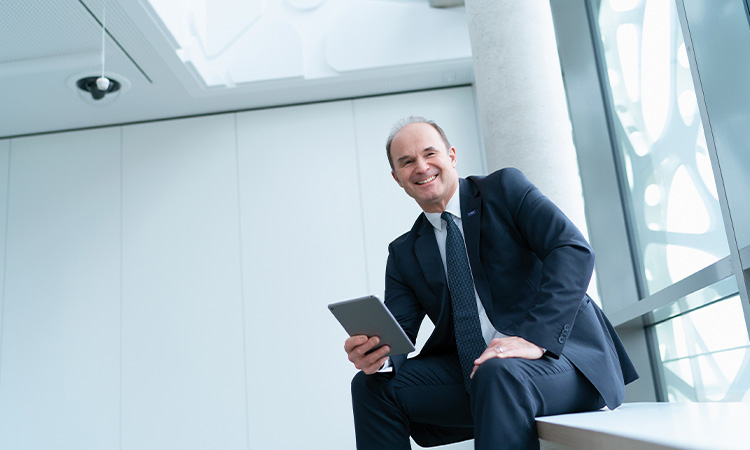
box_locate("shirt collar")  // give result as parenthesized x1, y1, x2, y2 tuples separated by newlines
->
(424, 182, 461, 231)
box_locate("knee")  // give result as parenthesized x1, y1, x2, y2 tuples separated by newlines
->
(351, 370, 369, 399)
(351, 370, 389, 402)
(471, 358, 525, 392)
(470, 359, 536, 420)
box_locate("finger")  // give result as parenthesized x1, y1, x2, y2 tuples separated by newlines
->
(356, 349, 389, 372)
(347, 337, 378, 364)
(362, 344, 390, 367)
(488, 338, 505, 348)
(497, 343, 543, 360)
(352, 336, 380, 357)
(359, 336, 381, 355)
(473, 345, 504, 365)
(344, 335, 368, 353)
(362, 356, 390, 375)
(353, 342, 389, 369)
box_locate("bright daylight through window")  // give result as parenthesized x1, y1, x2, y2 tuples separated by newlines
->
(594, 0, 750, 402)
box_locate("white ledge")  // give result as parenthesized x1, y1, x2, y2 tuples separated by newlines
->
(537, 402, 750, 450)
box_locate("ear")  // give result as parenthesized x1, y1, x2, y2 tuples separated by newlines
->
(391, 170, 403, 188)
(449, 147, 457, 168)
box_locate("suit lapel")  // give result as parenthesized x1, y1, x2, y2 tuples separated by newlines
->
(460, 178, 494, 319)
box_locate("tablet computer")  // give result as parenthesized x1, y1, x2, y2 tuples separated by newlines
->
(328, 295, 415, 357)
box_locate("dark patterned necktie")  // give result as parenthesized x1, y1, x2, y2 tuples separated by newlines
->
(441, 212, 487, 392)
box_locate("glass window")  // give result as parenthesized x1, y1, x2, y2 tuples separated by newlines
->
(653, 281, 750, 401)
(676, 0, 750, 251)
(593, 0, 730, 295)
(651, 276, 738, 324)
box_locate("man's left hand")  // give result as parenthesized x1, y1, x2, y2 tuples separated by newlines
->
(470, 336, 544, 379)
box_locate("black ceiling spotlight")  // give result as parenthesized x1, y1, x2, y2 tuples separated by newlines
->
(76, 76, 121, 100)
(76, 3, 122, 102)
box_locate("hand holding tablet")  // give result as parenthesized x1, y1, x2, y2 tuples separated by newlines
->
(329, 295, 416, 358)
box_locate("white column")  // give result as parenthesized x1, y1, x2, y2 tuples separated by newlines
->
(465, 0, 586, 233)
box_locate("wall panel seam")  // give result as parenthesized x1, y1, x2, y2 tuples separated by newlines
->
(0, 140, 11, 391)
(233, 113, 252, 450)
(118, 126, 124, 450)
(351, 100, 371, 294)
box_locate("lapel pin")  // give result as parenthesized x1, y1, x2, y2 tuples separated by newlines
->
(468, 210, 476, 217)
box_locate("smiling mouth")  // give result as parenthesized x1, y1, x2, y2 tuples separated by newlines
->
(416, 175, 437, 185)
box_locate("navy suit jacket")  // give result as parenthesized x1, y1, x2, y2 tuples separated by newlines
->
(384, 168, 638, 409)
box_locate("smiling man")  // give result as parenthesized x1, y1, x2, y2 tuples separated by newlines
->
(344, 117, 638, 450)
(388, 122, 458, 213)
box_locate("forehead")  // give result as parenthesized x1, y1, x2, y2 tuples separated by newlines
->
(391, 123, 445, 154)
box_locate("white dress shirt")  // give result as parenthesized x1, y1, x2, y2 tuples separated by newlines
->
(379, 183, 506, 372)
(423, 183, 508, 346)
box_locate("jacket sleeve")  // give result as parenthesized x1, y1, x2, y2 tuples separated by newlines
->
(491, 168, 595, 356)
(383, 242, 425, 373)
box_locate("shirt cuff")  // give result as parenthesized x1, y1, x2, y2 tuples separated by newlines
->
(377, 357, 393, 373)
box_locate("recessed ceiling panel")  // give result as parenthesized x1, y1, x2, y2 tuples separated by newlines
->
(0, 0, 474, 137)
(143, 0, 471, 89)
(325, 2, 471, 72)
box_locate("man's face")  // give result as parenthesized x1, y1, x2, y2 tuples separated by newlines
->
(390, 123, 459, 213)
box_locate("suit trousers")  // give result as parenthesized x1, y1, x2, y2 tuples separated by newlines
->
(351, 352, 604, 450)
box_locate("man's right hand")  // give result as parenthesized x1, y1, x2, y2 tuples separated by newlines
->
(344, 335, 391, 374)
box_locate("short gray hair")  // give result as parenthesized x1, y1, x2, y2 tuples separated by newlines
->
(385, 116, 451, 170)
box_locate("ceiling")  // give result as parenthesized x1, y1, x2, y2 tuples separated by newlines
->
(0, 0, 473, 139)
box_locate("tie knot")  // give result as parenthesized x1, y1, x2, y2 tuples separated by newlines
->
(441, 211, 455, 228)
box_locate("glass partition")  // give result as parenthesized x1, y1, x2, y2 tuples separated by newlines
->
(653, 280, 750, 401)
(678, 0, 750, 252)
(593, 0, 730, 295)
(651, 276, 737, 324)
(590, 0, 750, 402)
(554, 0, 750, 402)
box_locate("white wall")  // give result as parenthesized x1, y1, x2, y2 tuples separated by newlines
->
(120, 115, 247, 449)
(0, 87, 483, 450)
(0, 129, 122, 450)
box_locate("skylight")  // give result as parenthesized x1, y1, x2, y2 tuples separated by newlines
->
(145, 0, 471, 88)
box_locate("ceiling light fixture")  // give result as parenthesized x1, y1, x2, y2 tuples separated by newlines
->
(76, 1, 120, 101)
(76, 75, 121, 100)
(97, 0, 110, 91)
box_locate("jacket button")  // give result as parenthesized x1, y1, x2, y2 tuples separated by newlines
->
(558, 337, 565, 344)
(563, 324, 570, 331)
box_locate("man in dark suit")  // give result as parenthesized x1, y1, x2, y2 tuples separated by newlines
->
(345, 117, 638, 449)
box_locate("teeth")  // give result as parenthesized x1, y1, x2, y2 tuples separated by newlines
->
(416, 175, 437, 185)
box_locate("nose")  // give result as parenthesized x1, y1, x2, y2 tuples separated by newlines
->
(414, 156, 429, 172)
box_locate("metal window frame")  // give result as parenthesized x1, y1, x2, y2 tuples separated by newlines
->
(549, 0, 659, 401)
(674, 0, 750, 330)
(549, 0, 750, 402)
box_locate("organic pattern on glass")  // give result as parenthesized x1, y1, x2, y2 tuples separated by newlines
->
(597, 0, 746, 402)
(656, 292, 750, 402)
(598, 0, 729, 295)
